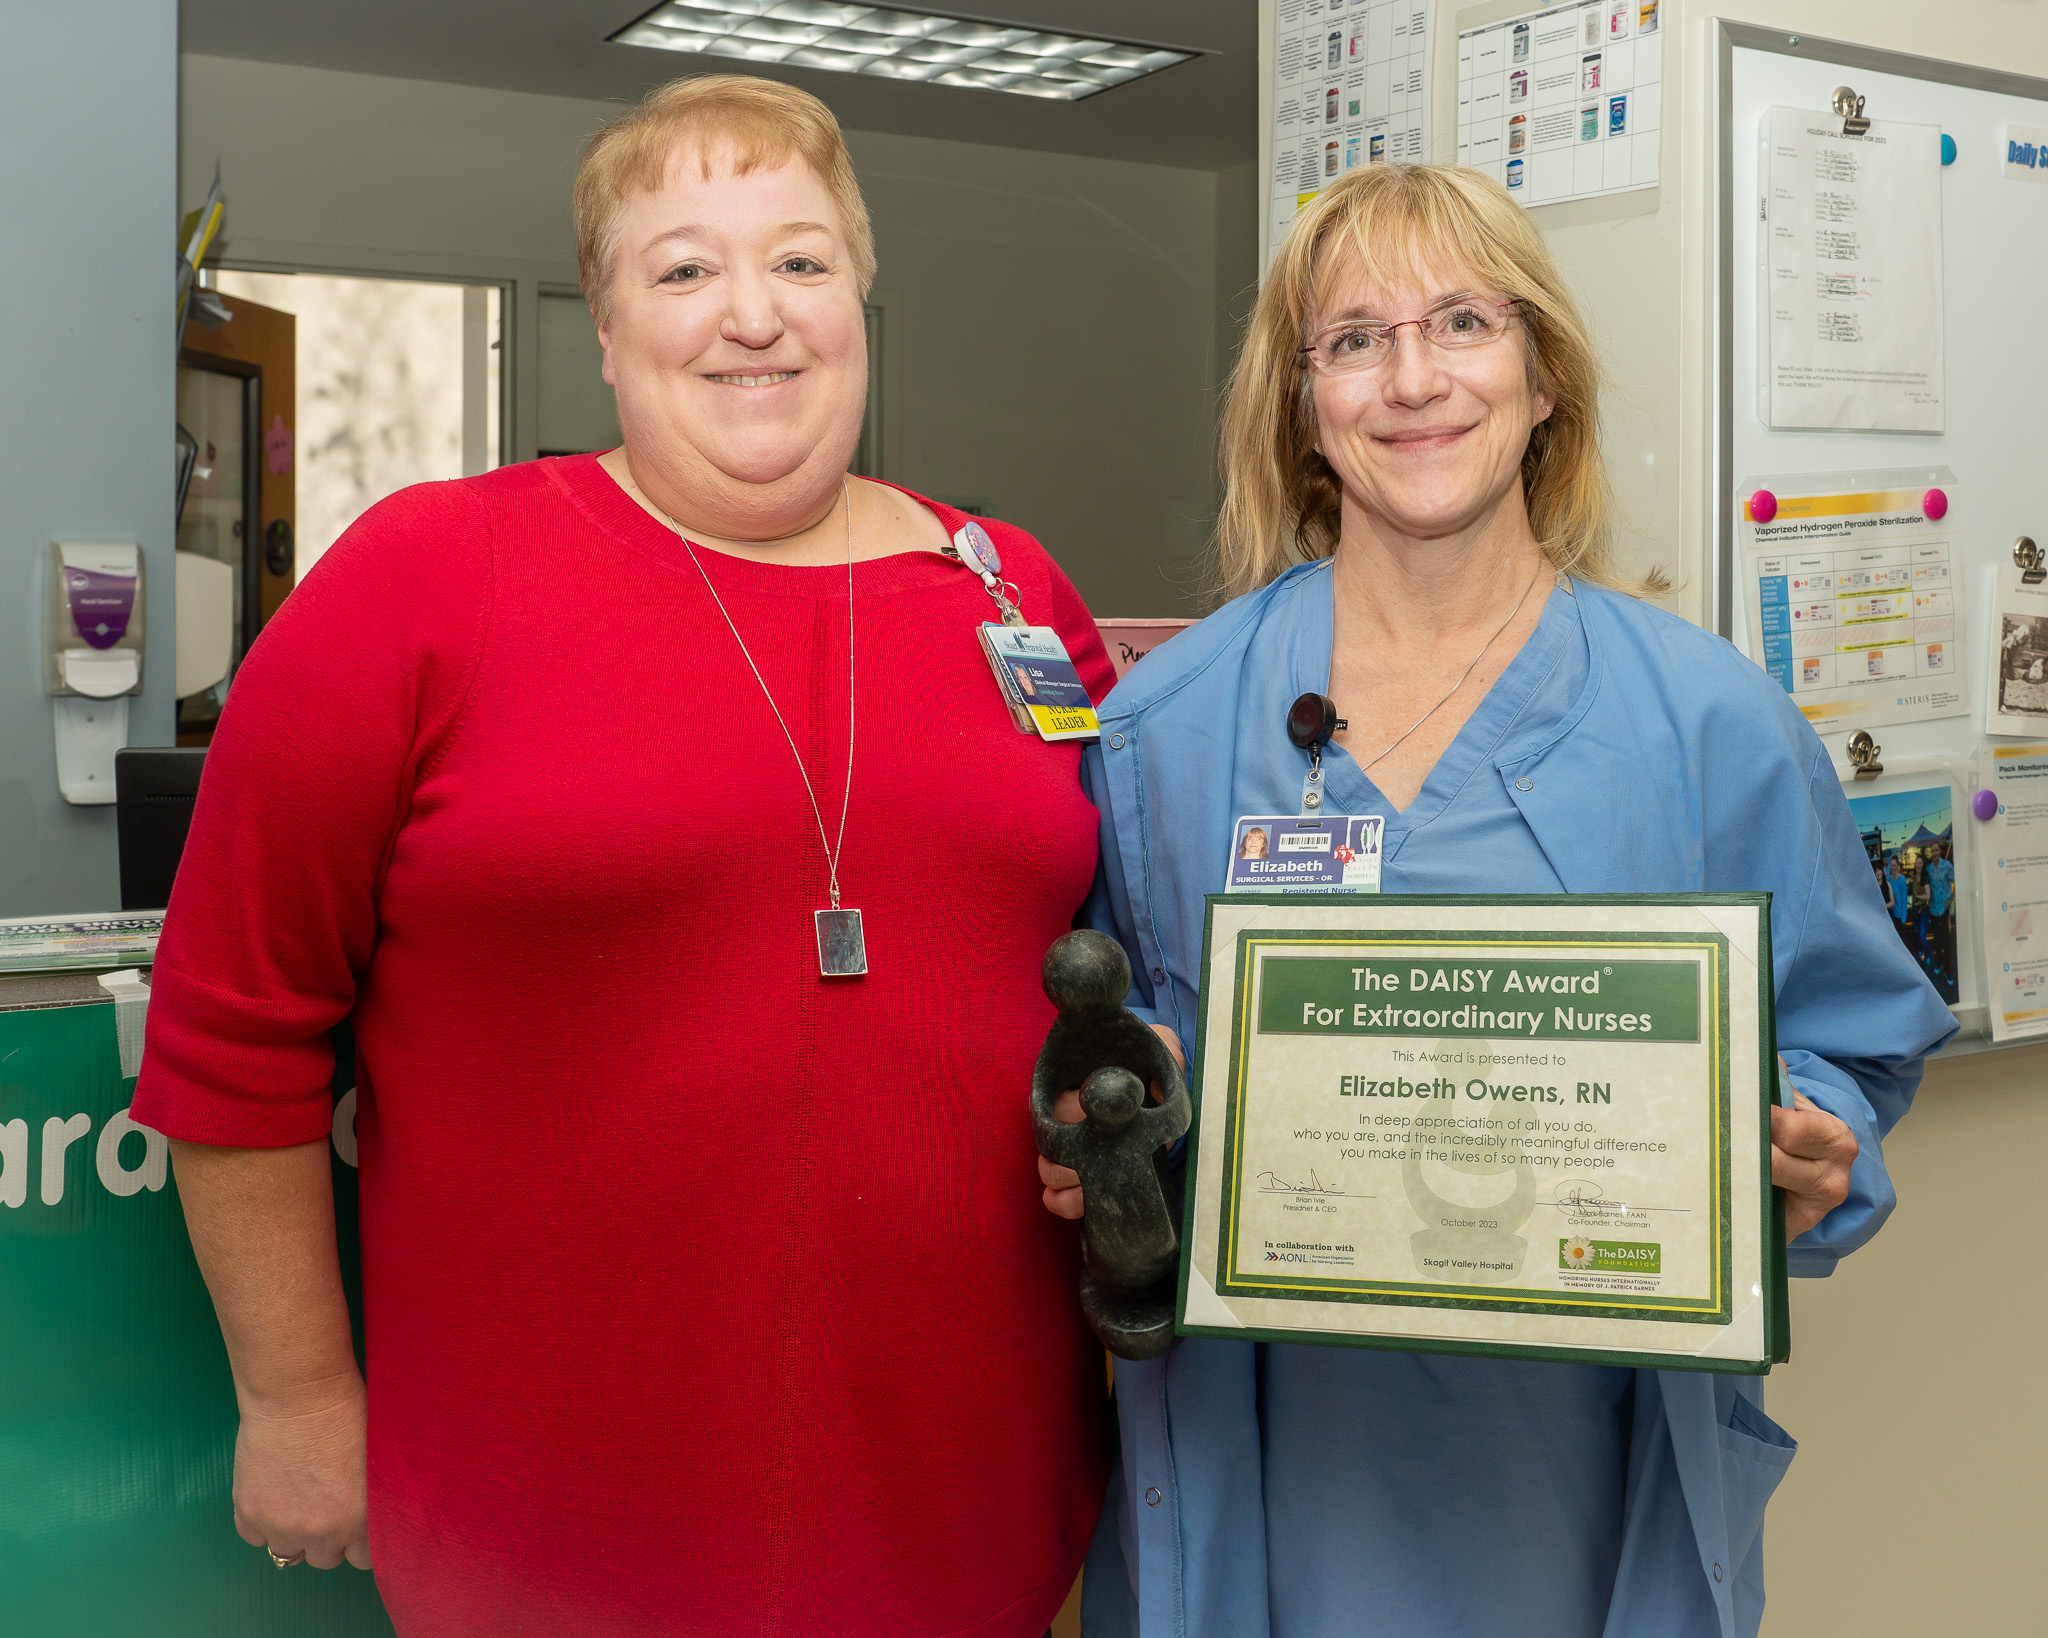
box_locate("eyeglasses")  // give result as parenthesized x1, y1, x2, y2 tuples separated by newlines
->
(1299, 298, 1523, 375)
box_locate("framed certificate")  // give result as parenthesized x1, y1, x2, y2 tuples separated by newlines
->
(1180, 895, 1789, 1373)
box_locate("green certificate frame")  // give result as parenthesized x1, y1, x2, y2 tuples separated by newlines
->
(1178, 894, 1789, 1374)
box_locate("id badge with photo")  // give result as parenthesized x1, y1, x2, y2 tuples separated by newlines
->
(979, 622, 1100, 742)
(1226, 814, 1384, 893)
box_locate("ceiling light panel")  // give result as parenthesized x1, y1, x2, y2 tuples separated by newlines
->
(610, 3, 1195, 101)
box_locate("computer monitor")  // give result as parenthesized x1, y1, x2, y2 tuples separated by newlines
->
(114, 748, 206, 911)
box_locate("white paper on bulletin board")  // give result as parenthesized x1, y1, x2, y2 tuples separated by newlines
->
(1267, 0, 1433, 269)
(1738, 467, 1968, 737)
(1978, 743, 2048, 1041)
(1456, 0, 1662, 207)
(1759, 108, 1945, 432)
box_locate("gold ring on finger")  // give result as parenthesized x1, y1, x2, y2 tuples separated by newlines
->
(266, 1546, 306, 1569)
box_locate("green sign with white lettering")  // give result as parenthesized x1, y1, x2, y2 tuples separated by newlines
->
(1258, 955, 1702, 1042)
(0, 973, 393, 1636)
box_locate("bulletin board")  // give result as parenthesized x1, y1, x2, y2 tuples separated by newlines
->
(1715, 27, 2048, 1051)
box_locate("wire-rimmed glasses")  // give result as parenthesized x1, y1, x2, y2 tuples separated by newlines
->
(1299, 296, 1523, 375)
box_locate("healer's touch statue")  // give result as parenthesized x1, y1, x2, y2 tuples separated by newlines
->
(1031, 930, 1192, 1360)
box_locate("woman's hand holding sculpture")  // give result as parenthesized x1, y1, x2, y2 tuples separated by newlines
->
(1037, 1023, 1184, 1221)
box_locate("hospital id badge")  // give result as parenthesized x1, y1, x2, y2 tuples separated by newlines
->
(1226, 814, 1384, 893)
(979, 623, 1100, 742)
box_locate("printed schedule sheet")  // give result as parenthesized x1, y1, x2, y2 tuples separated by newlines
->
(1457, 0, 1662, 207)
(1760, 108, 1946, 431)
(1268, 0, 1432, 266)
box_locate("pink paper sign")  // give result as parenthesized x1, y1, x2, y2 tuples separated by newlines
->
(1095, 618, 1195, 681)
(264, 414, 294, 476)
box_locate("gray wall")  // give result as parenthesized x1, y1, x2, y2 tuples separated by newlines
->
(179, 53, 1250, 619)
(0, 5, 177, 917)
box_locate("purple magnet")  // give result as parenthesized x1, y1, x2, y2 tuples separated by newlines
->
(1923, 487, 1949, 522)
(1974, 788, 1999, 821)
(1749, 489, 1777, 524)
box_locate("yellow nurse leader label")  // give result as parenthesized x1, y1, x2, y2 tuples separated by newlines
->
(978, 623, 1100, 742)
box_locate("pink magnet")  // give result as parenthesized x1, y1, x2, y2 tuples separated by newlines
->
(1749, 489, 1777, 523)
(1923, 487, 1949, 522)
(1974, 788, 1999, 821)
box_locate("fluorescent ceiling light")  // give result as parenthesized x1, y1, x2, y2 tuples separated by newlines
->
(610, 3, 1195, 101)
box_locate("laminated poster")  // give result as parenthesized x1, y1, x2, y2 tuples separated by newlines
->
(1456, 0, 1662, 208)
(1738, 469, 1968, 736)
(1268, 0, 1433, 268)
(1977, 744, 2048, 1043)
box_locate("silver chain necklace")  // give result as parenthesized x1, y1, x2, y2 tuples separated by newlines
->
(1356, 561, 1548, 777)
(665, 480, 867, 978)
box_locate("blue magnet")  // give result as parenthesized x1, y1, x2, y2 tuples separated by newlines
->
(1941, 133, 1957, 166)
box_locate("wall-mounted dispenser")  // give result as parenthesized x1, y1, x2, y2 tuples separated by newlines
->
(46, 542, 144, 805)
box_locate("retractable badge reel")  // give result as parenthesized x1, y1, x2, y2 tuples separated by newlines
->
(955, 520, 1102, 743)
(1288, 692, 1347, 815)
(951, 520, 1024, 627)
(1222, 694, 1383, 894)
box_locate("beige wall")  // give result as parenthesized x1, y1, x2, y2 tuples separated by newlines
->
(1764, 1041, 2048, 1635)
(180, 53, 1244, 617)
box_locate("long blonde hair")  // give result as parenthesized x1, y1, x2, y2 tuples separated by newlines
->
(1215, 164, 1662, 601)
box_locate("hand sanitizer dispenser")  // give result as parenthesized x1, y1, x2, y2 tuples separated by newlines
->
(46, 541, 144, 805)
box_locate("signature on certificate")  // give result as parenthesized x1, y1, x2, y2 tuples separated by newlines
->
(1550, 1181, 1689, 1219)
(1257, 1168, 1366, 1199)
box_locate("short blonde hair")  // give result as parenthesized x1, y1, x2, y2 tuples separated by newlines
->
(574, 74, 877, 325)
(1215, 163, 1662, 601)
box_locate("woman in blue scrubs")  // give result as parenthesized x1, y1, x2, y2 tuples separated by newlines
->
(1044, 165, 1956, 1637)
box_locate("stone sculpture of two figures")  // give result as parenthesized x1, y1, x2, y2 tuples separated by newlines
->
(1029, 929, 1191, 1361)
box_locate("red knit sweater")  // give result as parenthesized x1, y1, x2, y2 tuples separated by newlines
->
(134, 457, 1116, 1638)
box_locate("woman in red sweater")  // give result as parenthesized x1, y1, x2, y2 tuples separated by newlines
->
(135, 75, 1113, 1638)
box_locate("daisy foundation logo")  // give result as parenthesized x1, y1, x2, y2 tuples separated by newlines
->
(1560, 1236, 1660, 1274)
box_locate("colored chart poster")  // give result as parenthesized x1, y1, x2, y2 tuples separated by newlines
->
(1268, 0, 1433, 267)
(1977, 744, 2048, 1043)
(1759, 108, 1945, 432)
(1456, 0, 1661, 206)
(1738, 469, 1968, 735)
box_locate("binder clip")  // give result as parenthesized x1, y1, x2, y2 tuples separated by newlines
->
(2016, 536, 2046, 586)
(1846, 730, 1884, 781)
(1832, 86, 1870, 137)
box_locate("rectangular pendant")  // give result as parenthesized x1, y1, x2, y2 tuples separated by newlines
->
(815, 908, 868, 977)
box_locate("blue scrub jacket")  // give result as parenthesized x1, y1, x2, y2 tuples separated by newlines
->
(1076, 564, 1957, 1638)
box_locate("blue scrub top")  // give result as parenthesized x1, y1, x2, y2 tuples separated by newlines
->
(1261, 588, 1634, 1635)
(1076, 563, 1956, 1638)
